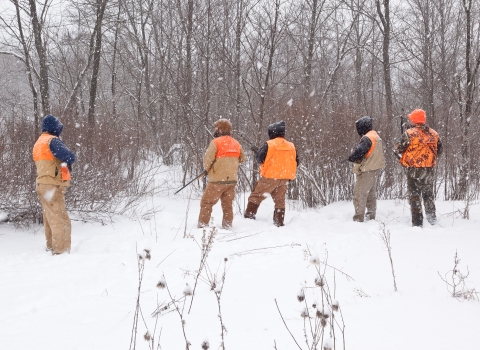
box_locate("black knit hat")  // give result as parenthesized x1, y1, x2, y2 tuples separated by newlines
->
(268, 121, 286, 139)
(355, 116, 373, 137)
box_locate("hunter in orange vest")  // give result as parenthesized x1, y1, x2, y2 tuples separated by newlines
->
(348, 116, 385, 222)
(33, 115, 76, 255)
(244, 121, 299, 227)
(198, 119, 245, 229)
(395, 109, 443, 227)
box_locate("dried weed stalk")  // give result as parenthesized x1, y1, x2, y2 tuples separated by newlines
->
(276, 246, 348, 350)
(376, 214, 398, 292)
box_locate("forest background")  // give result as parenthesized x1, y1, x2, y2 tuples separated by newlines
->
(0, 0, 479, 223)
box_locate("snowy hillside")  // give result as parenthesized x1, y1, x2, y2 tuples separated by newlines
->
(1, 187, 479, 349)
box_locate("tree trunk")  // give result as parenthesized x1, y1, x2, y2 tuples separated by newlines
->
(28, 0, 50, 116)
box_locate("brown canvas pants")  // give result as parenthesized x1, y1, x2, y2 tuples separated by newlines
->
(247, 177, 288, 209)
(36, 183, 71, 254)
(198, 183, 236, 229)
(353, 169, 379, 222)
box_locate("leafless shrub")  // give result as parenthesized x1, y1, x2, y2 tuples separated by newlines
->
(438, 251, 479, 302)
(376, 213, 398, 292)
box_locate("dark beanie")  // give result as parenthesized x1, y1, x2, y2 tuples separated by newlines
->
(268, 121, 286, 139)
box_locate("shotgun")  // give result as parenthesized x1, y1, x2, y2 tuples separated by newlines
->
(174, 170, 208, 195)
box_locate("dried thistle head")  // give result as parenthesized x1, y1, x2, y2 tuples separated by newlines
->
(183, 283, 193, 296)
(144, 332, 151, 341)
(201, 340, 210, 350)
(323, 338, 333, 350)
(144, 249, 151, 260)
(332, 300, 339, 312)
(320, 318, 327, 327)
(314, 276, 324, 287)
(309, 253, 320, 265)
(297, 289, 305, 302)
(156, 277, 166, 289)
(300, 308, 309, 318)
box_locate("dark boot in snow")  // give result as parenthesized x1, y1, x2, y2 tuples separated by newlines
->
(412, 212, 423, 227)
(244, 202, 259, 219)
(353, 214, 364, 222)
(426, 212, 437, 225)
(273, 208, 285, 227)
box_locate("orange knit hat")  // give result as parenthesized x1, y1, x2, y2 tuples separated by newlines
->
(408, 109, 426, 125)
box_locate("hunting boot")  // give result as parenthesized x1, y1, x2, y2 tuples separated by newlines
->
(273, 208, 285, 227)
(244, 202, 259, 219)
(412, 212, 423, 227)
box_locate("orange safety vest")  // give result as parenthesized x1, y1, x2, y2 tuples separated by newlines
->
(260, 137, 297, 180)
(213, 135, 241, 159)
(33, 133, 71, 181)
(364, 130, 379, 158)
(400, 127, 439, 168)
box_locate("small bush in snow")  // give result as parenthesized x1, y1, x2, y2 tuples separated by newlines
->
(438, 251, 479, 302)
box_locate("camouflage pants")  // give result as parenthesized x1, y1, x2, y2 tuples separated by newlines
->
(406, 167, 436, 226)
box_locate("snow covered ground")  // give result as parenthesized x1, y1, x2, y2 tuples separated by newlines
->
(1, 180, 480, 349)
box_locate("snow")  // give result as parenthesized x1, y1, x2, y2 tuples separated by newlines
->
(1, 187, 480, 349)
(43, 188, 56, 202)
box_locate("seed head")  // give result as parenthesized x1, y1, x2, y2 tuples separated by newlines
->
(144, 332, 151, 341)
(297, 289, 305, 302)
(332, 300, 339, 312)
(300, 308, 309, 318)
(323, 337, 333, 350)
(156, 277, 166, 289)
(144, 249, 151, 260)
(314, 276, 324, 287)
(183, 283, 193, 296)
(309, 253, 320, 265)
(201, 339, 210, 350)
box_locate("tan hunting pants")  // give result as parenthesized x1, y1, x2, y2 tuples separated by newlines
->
(247, 177, 288, 209)
(36, 183, 71, 254)
(198, 183, 236, 229)
(353, 169, 379, 222)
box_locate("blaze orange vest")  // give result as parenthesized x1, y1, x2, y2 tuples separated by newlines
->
(33, 133, 71, 181)
(213, 135, 241, 158)
(260, 137, 297, 180)
(364, 130, 378, 158)
(400, 127, 439, 168)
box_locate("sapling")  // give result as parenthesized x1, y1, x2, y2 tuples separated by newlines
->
(376, 214, 398, 292)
